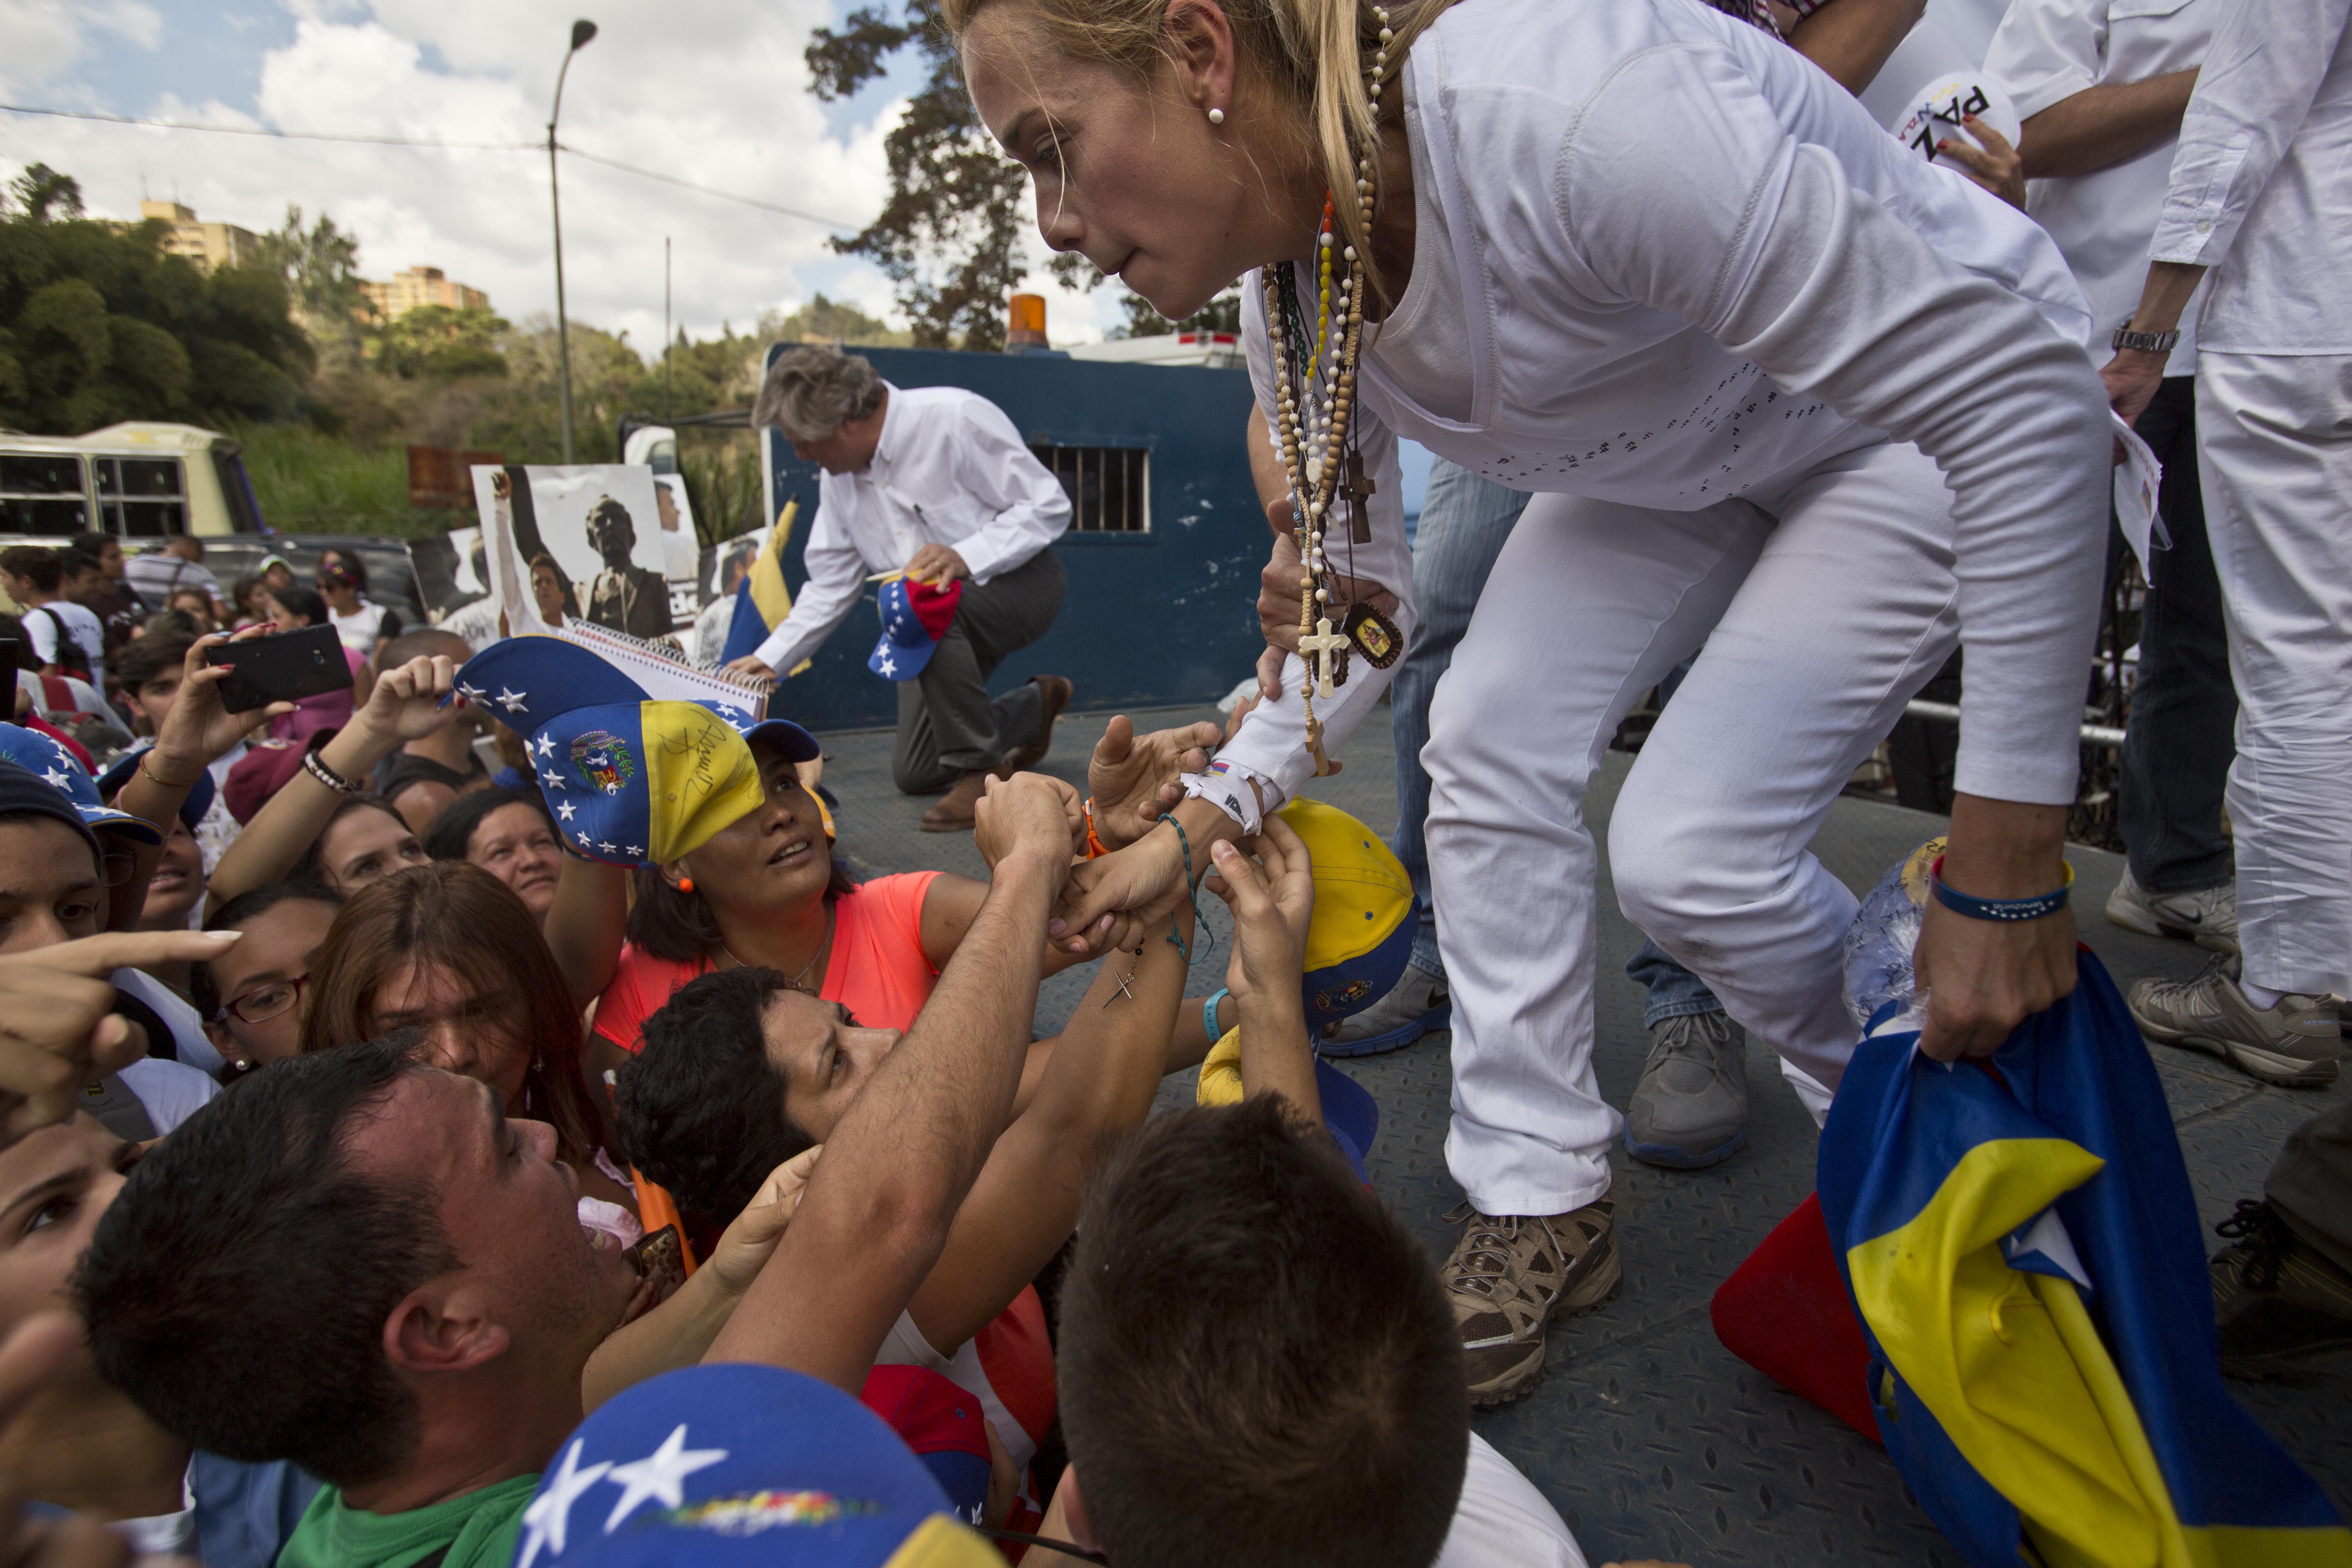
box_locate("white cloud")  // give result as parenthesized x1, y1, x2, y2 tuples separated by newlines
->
(0, 0, 163, 96)
(4, 0, 1126, 361)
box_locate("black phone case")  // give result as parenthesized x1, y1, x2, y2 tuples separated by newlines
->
(206, 625, 352, 713)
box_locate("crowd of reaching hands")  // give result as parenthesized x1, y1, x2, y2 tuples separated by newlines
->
(0, 536, 1693, 1568)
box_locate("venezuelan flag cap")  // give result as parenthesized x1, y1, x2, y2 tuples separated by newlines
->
(0, 725, 161, 847)
(1278, 797, 1416, 1029)
(538, 701, 766, 868)
(867, 578, 960, 683)
(513, 1363, 1001, 1568)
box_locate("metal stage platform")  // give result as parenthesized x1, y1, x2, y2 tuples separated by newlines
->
(816, 701, 2351, 1566)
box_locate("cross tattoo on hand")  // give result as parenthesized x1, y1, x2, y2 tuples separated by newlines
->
(1298, 616, 1350, 699)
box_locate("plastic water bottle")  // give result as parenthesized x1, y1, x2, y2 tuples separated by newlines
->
(1841, 837, 1946, 1030)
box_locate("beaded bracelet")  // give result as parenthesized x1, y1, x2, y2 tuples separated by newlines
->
(302, 748, 364, 795)
(1163, 816, 1199, 964)
(1927, 854, 2074, 922)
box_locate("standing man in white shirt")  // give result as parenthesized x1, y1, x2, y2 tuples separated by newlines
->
(1987, 0, 2238, 955)
(724, 346, 1074, 832)
(2101, 0, 2351, 1081)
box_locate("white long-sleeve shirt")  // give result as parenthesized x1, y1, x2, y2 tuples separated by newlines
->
(2146, 0, 2352, 353)
(752, 384, 1071, 675)
(1222, 0, 2109, 809)
(1986, 0, 2221, 375)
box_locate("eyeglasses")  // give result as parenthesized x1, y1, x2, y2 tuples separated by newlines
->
(223, 974, 309, 1026)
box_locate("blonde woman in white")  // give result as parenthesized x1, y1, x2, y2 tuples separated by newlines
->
(955, 0, 2110, 1405)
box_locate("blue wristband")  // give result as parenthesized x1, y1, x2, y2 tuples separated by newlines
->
(1928, 855, 2074, 922)
(1203, 987, 1231, 1039)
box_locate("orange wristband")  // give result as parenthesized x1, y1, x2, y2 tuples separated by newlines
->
(1083, 797, 1110, 859)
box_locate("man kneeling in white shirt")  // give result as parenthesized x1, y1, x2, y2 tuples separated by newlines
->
(724, 345, 1074, 832)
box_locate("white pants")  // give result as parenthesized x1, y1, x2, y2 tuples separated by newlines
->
(1426, 441, 1964, 1216)
(2197, 352, 2352, 1000)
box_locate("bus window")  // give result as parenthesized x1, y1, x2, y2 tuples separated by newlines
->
(93, 457, 187, 537)
(0, 454, 90, 536)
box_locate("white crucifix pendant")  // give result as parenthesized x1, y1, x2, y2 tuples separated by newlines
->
(1298, 616, 1349, 699)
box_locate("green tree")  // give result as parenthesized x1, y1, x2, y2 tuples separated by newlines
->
(807, 1, 1030, 350)
(370, 303, 511, 380)
(5, 165, 84, 224)
(760, 293, 913, 348)
(0, 174, 314, 434)
(257, 205, 370, 366)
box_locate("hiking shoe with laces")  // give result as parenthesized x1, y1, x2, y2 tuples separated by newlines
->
(1321, 964, 1449, 1058)
(2128, 954, 2342, 1087)
(2211, 1199, 2352, 1378)
(1439, 1198, 1621, 1406)
(2107, 866, 2241, 957)
(1625, 1011, 1748, 1169)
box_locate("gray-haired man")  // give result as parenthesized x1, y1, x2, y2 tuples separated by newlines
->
(724, 345, 1073, 831)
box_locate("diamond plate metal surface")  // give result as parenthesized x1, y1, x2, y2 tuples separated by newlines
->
(814, 702, 2352, 1561)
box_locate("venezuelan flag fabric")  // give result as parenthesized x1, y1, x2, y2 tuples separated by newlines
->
(719, 501, 810, 672)
(1817, 950, 2350, 1568)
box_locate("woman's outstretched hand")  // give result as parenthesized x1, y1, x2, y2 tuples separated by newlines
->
(1205, 817, 1315, 1008)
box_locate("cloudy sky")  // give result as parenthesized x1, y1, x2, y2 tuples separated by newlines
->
(0, 0, 1131, 353)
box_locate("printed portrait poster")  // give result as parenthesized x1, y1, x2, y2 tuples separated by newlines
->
(404, 525, 489, 619)
(471, 464, 675, 640)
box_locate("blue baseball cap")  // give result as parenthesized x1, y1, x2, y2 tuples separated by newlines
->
(867, 579, 940, 683)
(0, 726, 162, 847)
(512, 1363, 999, 1568)
(96, 745, 216, 831)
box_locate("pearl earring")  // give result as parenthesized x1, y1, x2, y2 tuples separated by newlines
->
(1207, 107, 1225, 125)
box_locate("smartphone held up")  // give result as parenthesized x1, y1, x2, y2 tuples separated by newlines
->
(205, 624, 352, 714)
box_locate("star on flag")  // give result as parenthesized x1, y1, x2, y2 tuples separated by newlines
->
(496, 686, 529, 713)
(556, 800, 577, 821)
(599, 1425, 727, 1533)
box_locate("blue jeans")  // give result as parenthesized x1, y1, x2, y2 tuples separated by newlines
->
(1392, 460, 1528, 979)
(2119, 377, 2236, 894)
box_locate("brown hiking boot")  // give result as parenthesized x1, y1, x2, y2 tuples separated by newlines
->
(996, 675, 1072, 777)
(1439, 1197, 1621, 1406)
(919, 771, 988, 833)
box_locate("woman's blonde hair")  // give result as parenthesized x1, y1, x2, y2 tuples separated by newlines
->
(943, 0, 1445, 293)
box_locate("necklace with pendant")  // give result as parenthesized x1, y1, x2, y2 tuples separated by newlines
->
(1263, 6, 1402, 775)
(718, 904, 835, 991)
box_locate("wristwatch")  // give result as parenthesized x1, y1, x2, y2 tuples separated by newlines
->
(2111, 325, 2180, 354)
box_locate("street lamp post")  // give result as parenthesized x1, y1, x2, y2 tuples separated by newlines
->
(548, 17, 597, 465)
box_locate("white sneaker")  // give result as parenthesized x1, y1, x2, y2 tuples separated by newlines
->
(2106, 866, 2240, 957)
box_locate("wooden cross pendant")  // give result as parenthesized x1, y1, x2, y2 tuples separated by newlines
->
(1343, 452, 1375, 543)
(1298, 616, 1350, 699)
(1307, 713, 1334, 777)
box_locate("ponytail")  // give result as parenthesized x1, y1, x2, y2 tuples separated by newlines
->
(942, 0, 1448, 301)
